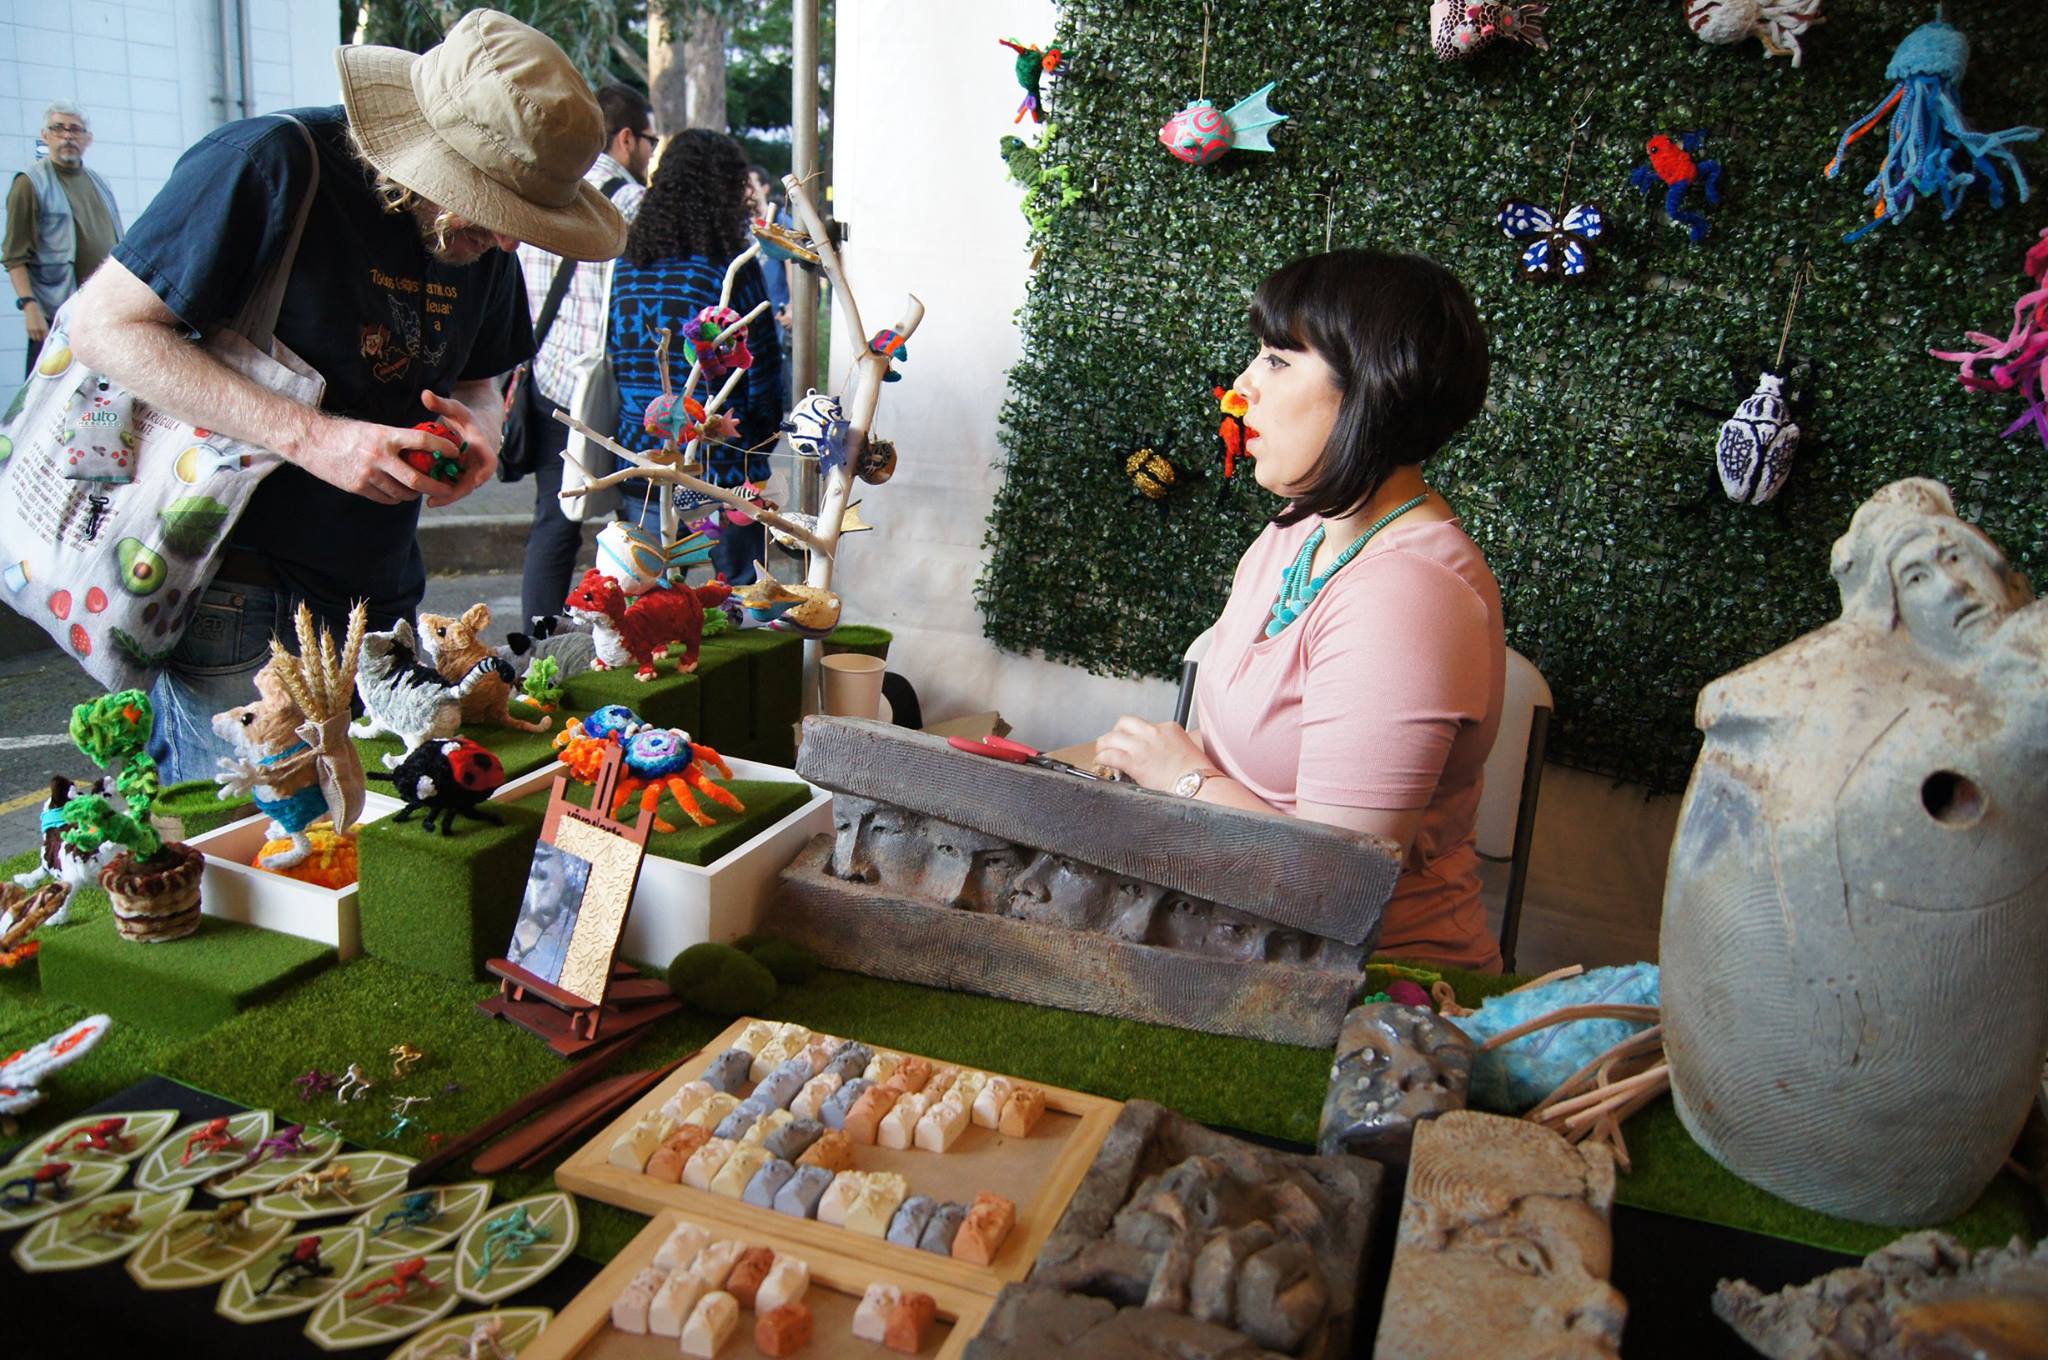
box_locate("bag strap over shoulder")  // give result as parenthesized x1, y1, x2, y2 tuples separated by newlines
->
(230, 115, 321, 353)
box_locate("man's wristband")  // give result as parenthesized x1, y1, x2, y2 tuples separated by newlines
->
(15, 296, 33, 310)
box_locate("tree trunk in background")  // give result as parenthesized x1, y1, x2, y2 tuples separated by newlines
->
(647, 5, 689, 135)
(683, 6, 728, 130)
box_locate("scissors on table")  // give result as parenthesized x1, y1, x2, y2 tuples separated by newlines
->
(945, 734, 1129, 782)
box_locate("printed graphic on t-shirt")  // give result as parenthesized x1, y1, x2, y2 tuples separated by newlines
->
(357, 267, 453, 383)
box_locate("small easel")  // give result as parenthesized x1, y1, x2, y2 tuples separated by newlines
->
(479, 744, 680, 1058)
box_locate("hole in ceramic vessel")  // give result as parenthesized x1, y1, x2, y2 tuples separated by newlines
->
(1920, 771, 1984, 826)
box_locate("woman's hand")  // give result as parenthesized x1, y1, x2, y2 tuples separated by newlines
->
(1092, 716, 1209, 792)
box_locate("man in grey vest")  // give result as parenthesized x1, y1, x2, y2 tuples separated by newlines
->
(5, 102, 123, 375)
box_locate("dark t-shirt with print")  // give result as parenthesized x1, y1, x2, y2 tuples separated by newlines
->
(111, 106, 533, 628)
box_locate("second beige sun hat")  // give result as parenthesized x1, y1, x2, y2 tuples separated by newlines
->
(337, 9, 627, 261)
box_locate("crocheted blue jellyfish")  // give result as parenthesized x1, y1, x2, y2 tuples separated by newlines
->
(1824, 13, 2041, 244)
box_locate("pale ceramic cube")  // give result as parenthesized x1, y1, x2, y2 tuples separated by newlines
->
(816, 1171, 865, 1227)
(652, 1221, 713, 1272)
(790, 1073, 842, 1122)
(709, 1143, 772, 1198)
(650, 1271, 706, 1338)
(914, 1098, 969, 1153)
(863, 1051, 903, 1083)
(851, 1283, 902, 1343)
(972, 1076, 1014, 1128)
(732, 1021, 778, 1056)
(682, 1138, 736, 1190)
(688, 1239, 746, 1290)
(742, 1109, 795, 1146)
(608, 1117, 669, 1173)
(950, 1070, 989, 1111)
(680, 1290, 739, 1358)
(611, 1266, 666, 1334)
(844, 1171, 910, 1238)
(682, 1092, 740, 1131)
(755, 1255, 810, 1313)
(877, 1092, 934, 1151)
(659, 1080, 718, 1125)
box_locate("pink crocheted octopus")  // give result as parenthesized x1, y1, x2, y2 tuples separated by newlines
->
(1931, 226, 2048, 450)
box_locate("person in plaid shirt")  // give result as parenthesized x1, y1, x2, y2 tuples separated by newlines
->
(513, 84, 653, 629)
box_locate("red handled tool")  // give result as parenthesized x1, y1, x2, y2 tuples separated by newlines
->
(946, 734, 1123, 781)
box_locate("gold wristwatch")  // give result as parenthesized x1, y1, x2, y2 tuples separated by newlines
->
(1173, 766, 1225, 799)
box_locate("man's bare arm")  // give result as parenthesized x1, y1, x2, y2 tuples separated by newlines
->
(65, 258, 459, 506)
(7, 263, 47, 343)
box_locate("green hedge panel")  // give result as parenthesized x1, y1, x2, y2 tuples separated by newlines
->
(977, 0, 2048, 790)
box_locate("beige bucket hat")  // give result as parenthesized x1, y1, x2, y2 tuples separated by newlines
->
(337, 9, 626, 261)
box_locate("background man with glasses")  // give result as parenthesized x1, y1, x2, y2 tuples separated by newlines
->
(5, 102, 123, 374)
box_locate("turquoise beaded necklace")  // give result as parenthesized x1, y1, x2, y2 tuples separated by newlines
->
(1265, 494, 1429, 638)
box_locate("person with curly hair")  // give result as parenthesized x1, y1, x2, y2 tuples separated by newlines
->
(609, 129, 786, 585)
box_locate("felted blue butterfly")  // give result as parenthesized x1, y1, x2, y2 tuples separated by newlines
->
(1496, 199, 1606, 281)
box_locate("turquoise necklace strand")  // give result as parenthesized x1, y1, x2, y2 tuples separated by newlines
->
(1265, 493, 1430, 638)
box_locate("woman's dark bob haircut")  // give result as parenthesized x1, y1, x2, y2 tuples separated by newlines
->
(1249, 249, 1490, 526)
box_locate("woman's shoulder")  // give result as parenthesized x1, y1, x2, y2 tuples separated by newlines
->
(1359, 519, 1497, 599)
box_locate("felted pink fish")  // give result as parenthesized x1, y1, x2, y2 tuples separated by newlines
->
(1158, 83, 1287, 166)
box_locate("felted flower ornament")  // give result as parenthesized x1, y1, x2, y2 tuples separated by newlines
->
(1931, 226, 2048, 450)
(1158, 83, 1288, 166)
(1629, 132, 1726, 243)
(1683, 0, 1823, 67)
(1824, 13, 2041, 243)
(680, 305, 754, 380)
(643, 394, 739, 453)
(1430, 1, 1550, 62)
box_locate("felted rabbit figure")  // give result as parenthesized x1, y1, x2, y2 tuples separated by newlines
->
(416, 603, 552, 733)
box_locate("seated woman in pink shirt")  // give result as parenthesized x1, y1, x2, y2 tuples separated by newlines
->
(1094, 250, 1506, 971)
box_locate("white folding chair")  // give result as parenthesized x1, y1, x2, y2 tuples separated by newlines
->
(1475, 647, 1553, 972)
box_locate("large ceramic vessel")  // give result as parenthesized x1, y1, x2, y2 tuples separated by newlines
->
(1661, 479, 2048, 1224)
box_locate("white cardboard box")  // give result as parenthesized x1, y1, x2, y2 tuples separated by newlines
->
(187, 792, 406, 960)
(491, 757, 832, 968)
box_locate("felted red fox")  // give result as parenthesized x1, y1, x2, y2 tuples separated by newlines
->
(563, 569, 733, 680)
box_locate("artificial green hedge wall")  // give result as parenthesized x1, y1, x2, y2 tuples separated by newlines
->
(978, 0, 2048, 791)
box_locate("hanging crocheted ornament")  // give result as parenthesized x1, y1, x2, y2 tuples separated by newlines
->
(1496, 200, 1605, 281)
(1684, 0, 1823, 67)
(998, 38, 1063, 124)
(680, 305, 754, 380)
(1824, 13, 2041, 243)
(1120, 435, 1192, 514)
(1214, 386, 1249, 478)
(782, 390, 852, 478)
(1159, 83, 1288, 166)
(1629, 131, 1725, 244)
(1430, 1, 1550, 62)
(1717, 371, 1801, 504)
(869, 329, 910, 383)
(401, 420, 466, 483)
(1931, 225, 2048, 451)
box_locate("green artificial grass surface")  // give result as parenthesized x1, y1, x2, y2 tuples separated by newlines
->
(505, 778, 814, 867)
(150, 779, 251, 839)
(353, 703, 563, 782)
(355, 800, 544, 981)
(822, 624, 892, 658)
(562, 664, 700, 736)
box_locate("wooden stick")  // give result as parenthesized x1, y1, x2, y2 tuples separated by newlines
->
(403, 1029, 643, 1189)
(1478, 1004, 1661, 1054)
(1527, 1025, 1666, 1118)
(1506, 963, 1585, 994)
(1539, 1063, 1669, 1125)
(1561, 1065, 1669, 1133)
(471, 1052, 690, 1175)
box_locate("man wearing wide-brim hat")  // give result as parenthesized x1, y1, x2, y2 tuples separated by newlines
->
(66, 10, 627, 783)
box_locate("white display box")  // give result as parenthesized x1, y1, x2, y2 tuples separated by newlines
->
(490, 757, 832, 968)
(188, 792, 406, 960)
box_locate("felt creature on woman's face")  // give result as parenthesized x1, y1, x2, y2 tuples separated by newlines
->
(415, 604, 551, 734)
(353, 619, 516, 766)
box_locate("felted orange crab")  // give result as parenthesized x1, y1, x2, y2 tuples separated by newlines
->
(551, 707, 746, 833)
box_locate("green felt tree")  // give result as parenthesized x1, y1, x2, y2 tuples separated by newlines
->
(58, 793, 170, 870)
(69, 691, 159, 817)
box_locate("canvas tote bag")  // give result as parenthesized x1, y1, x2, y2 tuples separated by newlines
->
(0, 117, 323, 691)
(557, 256, 623, 523)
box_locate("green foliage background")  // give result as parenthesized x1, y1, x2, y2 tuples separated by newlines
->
(977, 0, 2048, 792)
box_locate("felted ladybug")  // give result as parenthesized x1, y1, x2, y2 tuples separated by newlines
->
(402, 421, 467, 484)
(369, 737, 505, 834)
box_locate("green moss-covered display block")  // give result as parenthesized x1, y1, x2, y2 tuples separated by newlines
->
(506, 778, 813, 867)
(351, 704, 562, 782)
(356, 800, 544, 982)
(36, 895, 334, 1037)
(670, 637, 752, 753)
(150, 779, 252, 839)
(560, 664, 700, 737)
(709, 627, 802, 764)
(822, 624, 892, 660)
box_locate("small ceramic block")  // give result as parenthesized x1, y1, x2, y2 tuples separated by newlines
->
(612, 1266, 666, 1333)
(823, 1042, 873, 1083)
(924, 1066, 960, 1099)
(971, 1077, 1014, 1129)
(952, 1192, 1017, 1265)
(796, 1130, 855, 1173)
(761, 1116, 824, 1163)
(682, 1092, 740, 1131)
(702, 1048, 754, 1093)
(713, 1108, 758, 1142)
(688, 1239, 745, 1290)
(724, 1244, 776, 1309)
(999, 1087, 1047, 1137)
(790, 1073, 842, 1123)
(680, 1290, 739, 1358)
(852, 1283, 901, 1343)
(646, 1126, 713, 1183)
(846, 1172, 910, 1238)
(652, 1221, 712, 1272)
(877, 1092, 933, 1150)
(842, 1086, 899, 1145)
(650, 1271, 705, 1337)
(682, 1137, 736, 1190)
(755, 1058, 812, 1110)
(800, 1039, 838, 1074)
(731, 1020, 777, 1056)
(660, 1080, 717, 1124)
(884, 1292, 939, 1355)
(751, 1024, 810, 1081)
(773, 1164, 833, 1218)
(755, 1255, 811, 1313)
(918, 1202, 967, 1256)
(949, 1070, 989, 1112)
(744, 1157, 797, 1209)
(863, 1051, 903, 1084)
(742, 1109, 794, 1146)
(816, 1171, 865, 1227)
(887, 1195, 937, 1248)
(755, 1302, 813, 1358)
(820, 1078, 874, 1130)
(709, 1143, 771, 1198)
(914, 1098, 969, 1152)
(608, 1118, 665, 1173)
(882, 1056, 934, 1095)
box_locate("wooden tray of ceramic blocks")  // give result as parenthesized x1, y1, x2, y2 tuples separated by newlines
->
(555, 1017, 1123, 1295)
(525, 1209, 993, 1360)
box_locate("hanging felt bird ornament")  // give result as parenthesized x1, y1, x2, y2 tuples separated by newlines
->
(1215, 386, 1249, 479)
(643, 393, 740, 463)
(781, 391, 852, 478)
(1716, 371, 1801, 504)
(752, 220, 820, 270)
(1683, 0, 1823, 67)
(680, 305, 754, 380)
(998, 38, 1063, 124)
(1497, 200, 1606, 281)
(869, 329, 910, 382)
(1430, 1, 1550, 63)
(1630, 131, 1725, 243)
(1159, 83, 1288, 167)
(1824, 13, 2041, 244)
(1931, 225, 2048, 451)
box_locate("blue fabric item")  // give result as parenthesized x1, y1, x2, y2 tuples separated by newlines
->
(254, 780, 329, 837)
(40, 807, 69, 832)
(608, 253, 786, 487)
(1449, 962, 1661, 1113)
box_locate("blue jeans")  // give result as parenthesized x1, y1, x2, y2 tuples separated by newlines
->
(147, 580, 293, 785)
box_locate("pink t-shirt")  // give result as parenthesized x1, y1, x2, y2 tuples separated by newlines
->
(1191, 515, 1506, 971)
